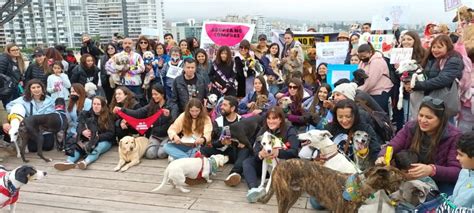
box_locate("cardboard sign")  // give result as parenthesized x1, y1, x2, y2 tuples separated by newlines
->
(326, 64, 358, 88)
(200, 22, 255, 47)
(371, 15, 394, 31)
(316, 41, 349, 66)
(390, 48, 413, 64)
(359, 33, 395, 55)
(444, 0, 462, 12)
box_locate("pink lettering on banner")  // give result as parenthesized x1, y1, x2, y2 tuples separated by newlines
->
(205, 24, 250, 46)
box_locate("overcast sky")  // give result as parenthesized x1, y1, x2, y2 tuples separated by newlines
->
(163, 0, 474, 24)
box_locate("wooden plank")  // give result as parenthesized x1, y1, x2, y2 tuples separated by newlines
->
(190, 198, 318, 213)
(19, 191, 207, 212)
(0, 203, 88, 213)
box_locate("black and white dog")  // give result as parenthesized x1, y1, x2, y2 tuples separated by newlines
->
(0, 165, 46, 212)
(18, 98, 68, 162)
(227, 115, 264, 151)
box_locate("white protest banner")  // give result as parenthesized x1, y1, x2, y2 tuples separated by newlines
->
(200, 21, 255, 49)
(141, 27, 160, 37)
(390, 48, 413, 64)
(371, 15, 394, 31)
(444, 0, 462, 12)
(326, 64, 358, 88)
(316, 41, 349, 66)
(359, 33, 395, 55)
(384, 5, 410, 25)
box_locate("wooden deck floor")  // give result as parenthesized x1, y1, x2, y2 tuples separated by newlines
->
(0, 148, 324, 212)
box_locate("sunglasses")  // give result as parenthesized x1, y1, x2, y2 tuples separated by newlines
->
(422, 96, 444, 108)
(140, 41, 148, 44)
(288, 85, 299, 90)
(239, 46, 248, 50)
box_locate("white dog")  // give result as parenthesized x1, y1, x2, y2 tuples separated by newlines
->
(142, 51, 155, 89)
(84, 82, 97, 98)
(0, 165, 46, 212)
(297, 130, 360, 174)
(109, 52, 130, 88)
(396, 59, 425, 113)
(7, 104, 26, 158)
(151, 154, 229, 193)
(259, 131, 285, 193)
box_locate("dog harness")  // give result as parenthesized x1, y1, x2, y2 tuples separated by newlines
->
(0, 172, 18, 207)
(196, 157, 218, 179)
(116, 109, 163, 135)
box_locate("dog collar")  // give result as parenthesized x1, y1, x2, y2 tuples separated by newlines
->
(7, 113, 23, 123)
(315, 144, 339, 161)
(355, 148, 369, 159)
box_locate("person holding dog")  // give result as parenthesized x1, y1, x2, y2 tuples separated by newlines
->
(376, 96, 462, 195)
(113, 84, 177, 159)
(201, 96, 248, 187)
(54, 96, 115, 171)
(238, 75, 276, 116)
(109, 86, 141, 141)
(4, 79, 55, 152)
(243, 106, 300, 203)
(164, 98, 212, 161)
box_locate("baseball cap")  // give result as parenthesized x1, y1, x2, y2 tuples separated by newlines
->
(258, 34, 267, 41)
(33, 48, 44, 57)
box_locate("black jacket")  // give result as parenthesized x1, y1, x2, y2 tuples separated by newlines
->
(70, 65, 99, 85)
(121, 101, 178, 138)
(414, 55, 464, 93)
(24, 62, 48, 86)
(77, 110, 115, 143)
(209, 62, 237, 96)
(0, 53, 22, 85)
(171, 74, 208, 113)
(252, 122, 300, 160)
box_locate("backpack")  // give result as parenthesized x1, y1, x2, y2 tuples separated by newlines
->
(359, 102, 395, 142)
(382, 56, 400, 86)
(0, 73, 15, 100)
(453, 42, 472, 108)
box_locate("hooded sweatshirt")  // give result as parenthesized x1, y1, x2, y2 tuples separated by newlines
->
(358, 52, 393, 95)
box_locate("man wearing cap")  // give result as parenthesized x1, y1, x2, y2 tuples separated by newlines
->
(357, 43, 393, 113)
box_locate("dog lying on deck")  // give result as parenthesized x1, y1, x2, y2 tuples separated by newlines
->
(151, 154, 228, 193)
(0, 165, 47, 213)
(114, 136, 150, 172)
(18, 98, 68, 162)
(7, 104, 27, 158)
(259, 159, 406, 213)
(297, 130, 360, 174)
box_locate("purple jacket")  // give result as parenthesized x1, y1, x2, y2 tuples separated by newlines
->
(378, 121, 462, 183)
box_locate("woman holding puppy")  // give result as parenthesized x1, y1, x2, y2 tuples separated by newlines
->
(376, 97, 462, 195)
(243, 106, 300, 203)
(113, 84, 178, 159)
(164, 98, 212, 160)
(54, 96, 115, 171)
(238, 75, 276, 116)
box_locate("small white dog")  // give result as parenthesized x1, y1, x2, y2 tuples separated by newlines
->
(84, 82, 97, 98)
(396, 60, 425, 110)
(151, 154, 229, 193)
(259, 131, 285, 193)
(109, 52, 130, 88)
(8, 104, 26, 158)
(297, 130, 360, 174)
(142, 51, 155, 89)
(0, 165, 46, 213)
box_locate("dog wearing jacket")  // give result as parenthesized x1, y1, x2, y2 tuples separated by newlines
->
(7, 104, 27, 158)
(151, 154, 229, 193)
(0, 165, 47, 213)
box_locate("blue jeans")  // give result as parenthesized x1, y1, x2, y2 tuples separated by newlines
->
(67, 141, 112, 164)
(163, 143, 199, 159)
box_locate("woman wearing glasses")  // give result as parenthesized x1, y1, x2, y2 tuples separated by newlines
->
(376, 96, 462, 195)
(135, 36, 154, 56)
(279, 78, 311, 132)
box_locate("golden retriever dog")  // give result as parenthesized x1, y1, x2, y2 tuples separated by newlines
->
(114, 136, 150, 172)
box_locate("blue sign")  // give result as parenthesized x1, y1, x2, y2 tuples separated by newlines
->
(326, 64, 359, 88)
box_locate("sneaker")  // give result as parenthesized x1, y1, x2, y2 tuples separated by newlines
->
(77, 161, 87, 170)
(54, 162, 76, 171)
(246, 187, 265, 203)
(224, 173, 241, 187)
(185, 177, 208, 185)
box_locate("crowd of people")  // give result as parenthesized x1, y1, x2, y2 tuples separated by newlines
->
(0, 21, 473, 210)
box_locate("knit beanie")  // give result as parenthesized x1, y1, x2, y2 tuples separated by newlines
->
(333, 82, 358, 101)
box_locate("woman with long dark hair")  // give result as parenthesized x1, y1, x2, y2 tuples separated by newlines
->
(110, 86, 141, 140)
(66, 83, 92, 142)
(70, 53, 99, 85)
(194, 48, 211, 85)
(209, 46, 237, 96)
(24, 48, 50, 86)
(0, 43, 26, 105)
(98, 43, 118, 102)
(238, 75, 276, 116)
